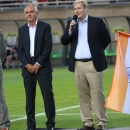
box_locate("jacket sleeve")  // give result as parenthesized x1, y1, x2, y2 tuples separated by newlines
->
(18, 28, 29, 67)
(0, 29, 6, 63)
(99, 18, 111, 49)
(61, 20, 72, 45)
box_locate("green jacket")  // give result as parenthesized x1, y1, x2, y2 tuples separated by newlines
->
(0, 29, 6, 63)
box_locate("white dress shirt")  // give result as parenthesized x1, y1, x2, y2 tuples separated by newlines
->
(28, 20, 37, 57)
(27, 20, 41, 67)
(75, 16, 92, 59)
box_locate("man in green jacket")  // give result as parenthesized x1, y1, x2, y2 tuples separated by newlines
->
(0, 29, 10, 130)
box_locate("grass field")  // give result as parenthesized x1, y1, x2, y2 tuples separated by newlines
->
(3, 65, 130, 130)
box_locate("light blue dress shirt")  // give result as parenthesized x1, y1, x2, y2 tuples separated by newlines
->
(75, 16, 92, 59)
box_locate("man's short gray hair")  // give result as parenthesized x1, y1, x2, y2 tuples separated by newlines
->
(24, 4, 38, 13)
(73, 0, 88, 8)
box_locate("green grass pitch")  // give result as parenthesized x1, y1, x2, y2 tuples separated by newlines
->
(3, 66, 130, 130)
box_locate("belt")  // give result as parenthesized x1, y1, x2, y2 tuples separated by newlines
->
(75, 58, 92, 62)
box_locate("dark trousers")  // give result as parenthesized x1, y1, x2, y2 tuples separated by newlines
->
(23, 72, 55, 129)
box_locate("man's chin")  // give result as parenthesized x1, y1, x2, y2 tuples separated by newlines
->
(77, 15, 80, 19)
(28, 20, 33, 22)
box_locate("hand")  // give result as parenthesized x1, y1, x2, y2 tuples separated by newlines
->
(26, 64, 35, 74)
(33, 63, 40, 74)
(69, 20, 77, 32)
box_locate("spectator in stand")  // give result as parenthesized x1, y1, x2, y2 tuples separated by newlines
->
(48, 0, 55, 5)
(60, 0, 71, 5)
(14, 0, 23, 7)
(5, 46, 17, 68)
(37, 0, 48, 6)
(0, 1, 15, 7)
(3, 40, 18, 69)
(12, 38, 19, 60)
(12, 39, 19, 67)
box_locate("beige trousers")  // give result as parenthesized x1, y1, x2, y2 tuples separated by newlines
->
(74, 61, 108, 127)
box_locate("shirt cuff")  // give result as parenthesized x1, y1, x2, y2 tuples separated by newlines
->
(36, 62, 41, 67)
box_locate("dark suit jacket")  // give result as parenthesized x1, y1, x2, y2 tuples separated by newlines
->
(18, 21, 53, 77)
(61, 15, 111, 72)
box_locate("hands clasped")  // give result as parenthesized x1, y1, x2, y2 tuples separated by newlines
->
(26, 63, 40, 74)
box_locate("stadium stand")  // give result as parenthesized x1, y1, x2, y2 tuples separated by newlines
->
(0, 0, 130, 8)
(0, 0, 130, 67)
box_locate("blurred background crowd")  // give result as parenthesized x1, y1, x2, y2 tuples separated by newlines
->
(1, 0, 130, 69)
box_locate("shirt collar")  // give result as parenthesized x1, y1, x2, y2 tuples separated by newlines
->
(78, 15, 88, 23)
(28, 19, 38, 27)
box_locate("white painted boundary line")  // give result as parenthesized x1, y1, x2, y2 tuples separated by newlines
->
(10, 105, 120, 122)
(10, 111, 120, 117)
(10, 105, 80, 122)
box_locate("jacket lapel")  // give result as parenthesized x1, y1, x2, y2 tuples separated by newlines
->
(35, 21, 42, 44)
(72, 22, 78, 53)
(25, 25, 30, 57)
(88, 15, 94, 40)
(34, 21, 42, 56)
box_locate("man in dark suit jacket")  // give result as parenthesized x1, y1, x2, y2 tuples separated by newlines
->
(18, 4, 55, 130)
(61, 0, 111, 130)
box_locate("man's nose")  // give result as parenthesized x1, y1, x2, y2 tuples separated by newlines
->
(75, 9, 78, 13)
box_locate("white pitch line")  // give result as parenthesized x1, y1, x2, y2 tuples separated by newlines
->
(10, 105, 120, 122)
(10, 115, 26, 117)
(10, 111, 120, 117)
(10, 113, 80, 117)
(56, 113, 80, 116)
(10, 105, 80, 122)
(56, 111, 120, 115)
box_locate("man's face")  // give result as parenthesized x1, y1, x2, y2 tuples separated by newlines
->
(25, 5, 38, 22)
(74, 2, 88, 21)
